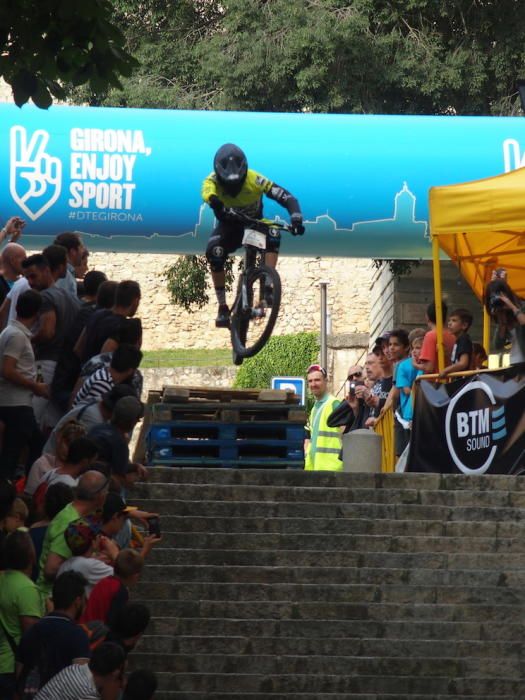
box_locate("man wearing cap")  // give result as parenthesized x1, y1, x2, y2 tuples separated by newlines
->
(88, 396, 147, 491)
(57, 518, 119, 597)
(99, 492, 161, 555)
(304, 365, 343, 471)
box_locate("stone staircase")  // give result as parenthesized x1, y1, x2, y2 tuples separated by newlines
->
(129, 468, 525, 699)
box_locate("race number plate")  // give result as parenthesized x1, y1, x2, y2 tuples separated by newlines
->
(242, 228, 266, 249)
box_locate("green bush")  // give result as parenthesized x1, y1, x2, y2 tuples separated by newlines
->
(164, 255, 236, 313)
(234, 332, 319, 389)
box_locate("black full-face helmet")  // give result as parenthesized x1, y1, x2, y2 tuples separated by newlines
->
(213, 144, 248, 194)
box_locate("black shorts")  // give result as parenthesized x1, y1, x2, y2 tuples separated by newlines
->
(206, 221, 281, 271)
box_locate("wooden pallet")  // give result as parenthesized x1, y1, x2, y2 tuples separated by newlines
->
(151, 402, 306, 424)
(162, 386, 300, 404)
(148, 421, 304, 463)
(136, 385, 306, 468)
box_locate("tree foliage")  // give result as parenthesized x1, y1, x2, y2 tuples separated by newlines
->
(0, 0, 138, 108)
(164, 255, 237, 312)
(73, 0, 525, 116)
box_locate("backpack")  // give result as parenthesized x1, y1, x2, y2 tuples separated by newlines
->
(79, 619, 109, 651)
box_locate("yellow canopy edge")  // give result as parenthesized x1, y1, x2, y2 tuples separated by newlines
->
(429, 166, 525, 301)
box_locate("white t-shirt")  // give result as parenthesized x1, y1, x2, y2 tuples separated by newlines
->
(38, 468, 78, 490)
(25, 454, 57, 496)
(6, 276, 30, 323)
(57, 556, 114, 597)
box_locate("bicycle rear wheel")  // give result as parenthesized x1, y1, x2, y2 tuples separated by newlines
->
(230, 265, 281, 359)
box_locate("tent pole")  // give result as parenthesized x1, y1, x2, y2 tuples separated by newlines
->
(483, 305, 490, 357)
(432, 234, 445, 372)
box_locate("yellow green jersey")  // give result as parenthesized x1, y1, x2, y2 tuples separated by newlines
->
(202, 169, 300, 219)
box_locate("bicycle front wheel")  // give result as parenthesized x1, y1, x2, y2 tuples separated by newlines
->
(230, 265, 281, 359)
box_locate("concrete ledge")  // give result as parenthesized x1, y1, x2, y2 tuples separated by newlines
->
(328, 332, 369, 349)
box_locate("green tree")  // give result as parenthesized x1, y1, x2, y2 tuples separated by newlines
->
(198, 0, 525, 116)
(69, 0, 223, 108)
(0, 0, 138, 108)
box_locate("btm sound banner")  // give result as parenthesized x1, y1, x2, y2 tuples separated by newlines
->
(407, 366, 525, 475)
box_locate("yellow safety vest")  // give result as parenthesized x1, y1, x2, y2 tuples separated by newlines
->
(305, 394, 343, 471)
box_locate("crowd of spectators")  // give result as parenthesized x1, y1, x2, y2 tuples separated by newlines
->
(335, 300, 481, 459)
(0, 217, 159, 699)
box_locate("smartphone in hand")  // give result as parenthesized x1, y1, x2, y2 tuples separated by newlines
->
(147, 516, 161, 538)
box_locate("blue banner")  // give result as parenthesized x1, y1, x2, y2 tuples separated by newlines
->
(1, 104, 525, 258)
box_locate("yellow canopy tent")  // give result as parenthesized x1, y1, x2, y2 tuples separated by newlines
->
(428, 166, 525, 370)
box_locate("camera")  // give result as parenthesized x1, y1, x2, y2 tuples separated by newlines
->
(489, 292, 504, 314)
(346, 379, 364, 397)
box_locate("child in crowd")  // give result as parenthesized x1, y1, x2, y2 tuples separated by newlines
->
(380, 329, 410, 457)
(57, 518, 120, 597)
(80, 548, 144, 626)
(393, 328, 426, 456)
(471, 342, 488, 370)
(439, 308, 474, 379)
(24, 420, 86, 498)
(3, 497, 29, 533)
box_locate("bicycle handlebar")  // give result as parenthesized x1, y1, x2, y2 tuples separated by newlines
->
(224, 208, 294, 232)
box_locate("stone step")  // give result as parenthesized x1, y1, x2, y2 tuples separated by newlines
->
(130, 470, 525, 698)
(134, 498, 525, 522)
(128, 652, 521, 678)
(150, 531, 525, 553)
(151, 694, 517, 700)
(146, 616, 525, 642)
(135, 482, 525, 508)
(139, 564, 520, 588)
(134, 581, 525, 606)
(146, 547, 525, 570)
(138, 599, 525, 623)
(133, 670, 524, 695)
(143, 467, 525, 493)
(137, 634, 525, 659)
(154, 514, 525, 538)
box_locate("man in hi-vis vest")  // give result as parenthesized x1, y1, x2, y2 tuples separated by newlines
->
(304, 364, 343, 471)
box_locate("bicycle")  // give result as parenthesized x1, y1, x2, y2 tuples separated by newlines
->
(226, 210, 294, 365)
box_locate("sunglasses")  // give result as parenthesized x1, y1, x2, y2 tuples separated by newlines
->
(347, 371, 363, 380)
(307, 364, 327, 378)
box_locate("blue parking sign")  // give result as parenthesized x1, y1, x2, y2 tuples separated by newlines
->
(271, 377, 306, 406)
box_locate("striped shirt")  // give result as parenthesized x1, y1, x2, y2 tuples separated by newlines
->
(35, 663, 100, 699)
(73, 367, 114, 407)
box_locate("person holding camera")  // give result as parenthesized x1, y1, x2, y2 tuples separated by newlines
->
(327, 364, 369, 436)
(485, 270, 525, 365)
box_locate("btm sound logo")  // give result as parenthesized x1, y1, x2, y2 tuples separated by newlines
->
(445, 381, 507, 475)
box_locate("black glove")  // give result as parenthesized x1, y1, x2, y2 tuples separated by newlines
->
(224, 208, 243, 223)
(290, 212, 305, 236)
(208, 195, 224, 216)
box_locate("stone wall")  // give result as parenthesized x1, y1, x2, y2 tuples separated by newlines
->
(88, 252, 374, 350)
(141, 366, 238, 394)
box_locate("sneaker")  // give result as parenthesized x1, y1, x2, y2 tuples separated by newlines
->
(264, 285, 274, 307)
(215, 304, 231, 328)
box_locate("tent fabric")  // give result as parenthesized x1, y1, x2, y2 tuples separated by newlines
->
(429, 166, 525, 301)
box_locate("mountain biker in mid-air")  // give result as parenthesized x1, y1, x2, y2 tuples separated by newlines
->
(202, 143, 305, 328)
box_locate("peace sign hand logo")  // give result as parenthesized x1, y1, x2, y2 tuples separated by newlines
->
(9, 126, 62, 220)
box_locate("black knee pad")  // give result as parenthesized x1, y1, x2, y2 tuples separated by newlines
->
(206, 237, 227, 272)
